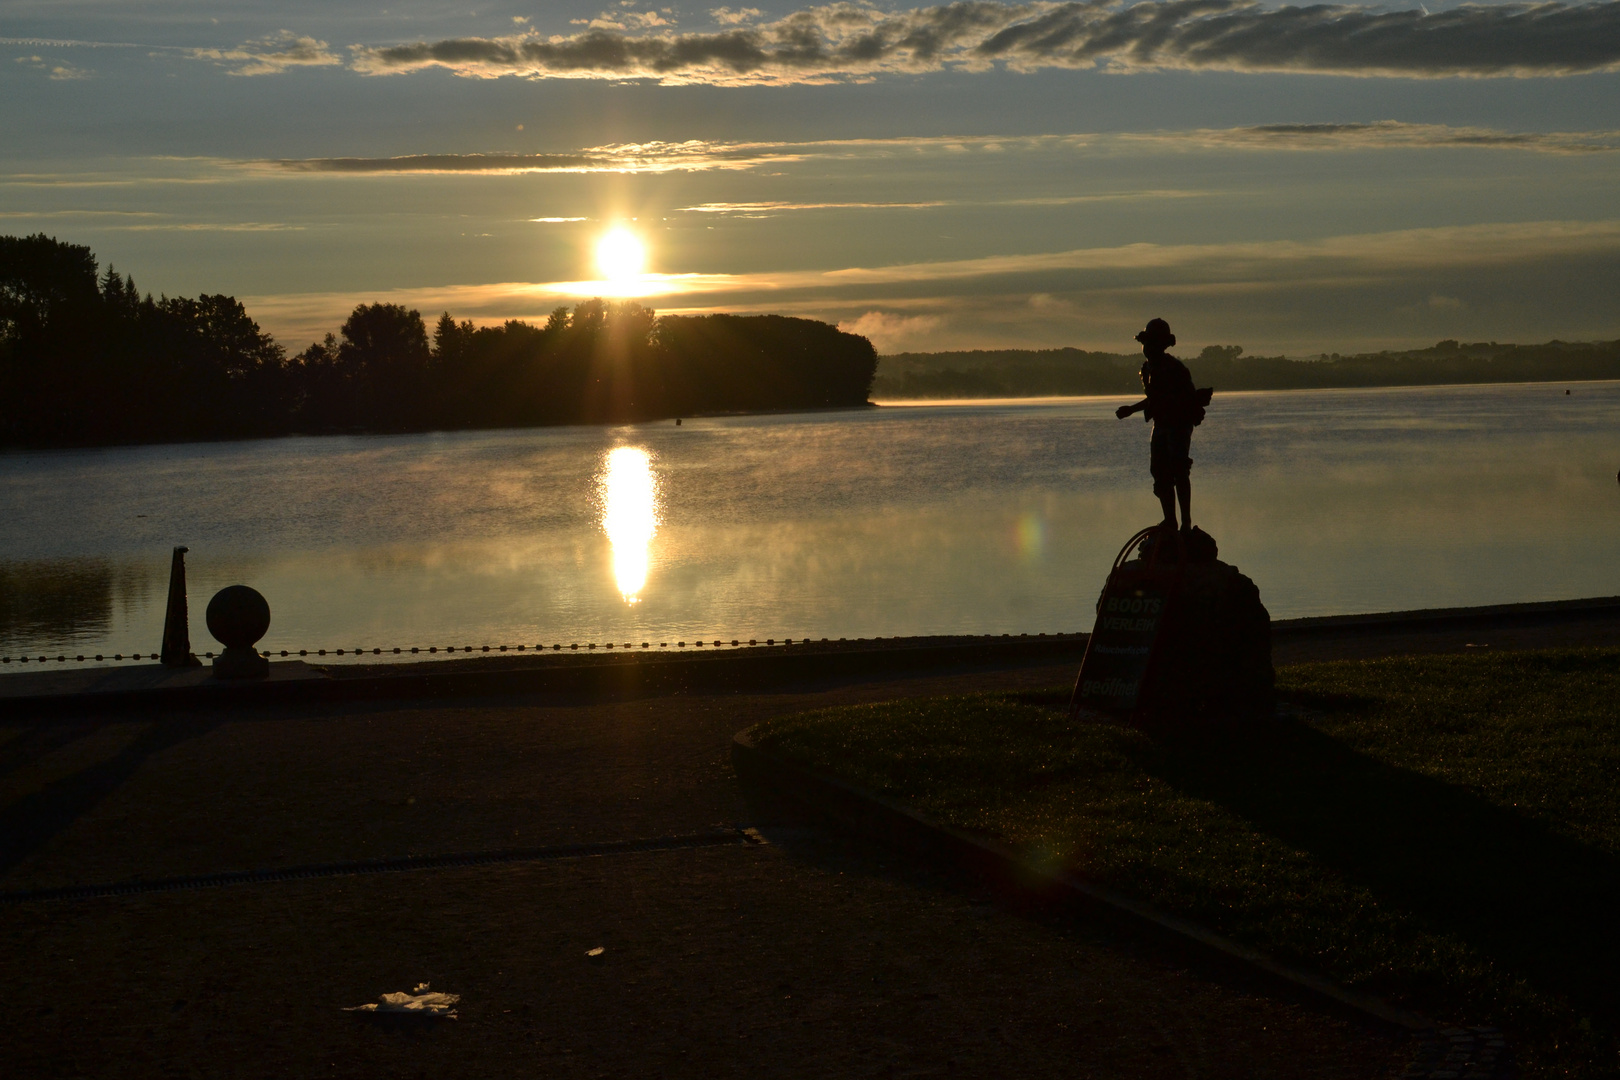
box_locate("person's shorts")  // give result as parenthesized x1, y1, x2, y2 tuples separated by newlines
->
(1150, 423, 1193, 495)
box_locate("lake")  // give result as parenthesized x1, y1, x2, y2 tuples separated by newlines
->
(3, 382, 1617, 663)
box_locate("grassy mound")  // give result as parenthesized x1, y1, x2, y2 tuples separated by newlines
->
(749, 649, 1620, 1077)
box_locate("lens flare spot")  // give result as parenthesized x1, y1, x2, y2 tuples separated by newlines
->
(598, 446, 660, 602)
(1015, 512, 1046, 561)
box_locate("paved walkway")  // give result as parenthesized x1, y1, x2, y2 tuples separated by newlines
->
(0, 658, 1421, 1078)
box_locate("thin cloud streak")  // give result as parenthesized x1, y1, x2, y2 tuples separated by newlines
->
(107, 222, 306, 232)
(0, 36, 158, 49)
(245, 123, 1620, 180)
(351, 1, 1620, 84)
(1141, 121, 1620, 153)
(673, 192, 1218, 214)
(266, 153, 597, 174)
(805, 220, 1620, 284)
(675, 200, 951, 212)
(0, 209, 162, 219)
(249, 141, 798, 175)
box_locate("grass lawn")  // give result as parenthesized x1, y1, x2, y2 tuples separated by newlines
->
(748, 648, 1620, 1078)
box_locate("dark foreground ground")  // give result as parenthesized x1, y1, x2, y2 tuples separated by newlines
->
(6, 611, 1619, 1078)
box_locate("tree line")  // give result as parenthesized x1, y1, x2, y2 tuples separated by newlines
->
(874, 339, 1620, 399)
(0, 235, 878, 448)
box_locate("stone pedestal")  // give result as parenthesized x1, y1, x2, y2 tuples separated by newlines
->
(1140, 556, 1274, 720)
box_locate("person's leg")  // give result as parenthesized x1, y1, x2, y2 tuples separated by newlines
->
(1150, 425, 1179, 528)
(1158, 487, 1178, 528)
(1172, 427, 1193, 529)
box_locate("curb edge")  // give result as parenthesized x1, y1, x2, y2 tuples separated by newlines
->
(731, 728, 1433, 1034)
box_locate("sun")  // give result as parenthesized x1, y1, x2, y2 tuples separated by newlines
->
(595, 227, 646, 281)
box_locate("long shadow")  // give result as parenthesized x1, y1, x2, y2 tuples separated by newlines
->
(0, 720, 118, 782)
(1121, 718, 1620, 1019)
(0, 716, 219, 878)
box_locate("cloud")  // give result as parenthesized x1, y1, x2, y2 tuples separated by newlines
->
(349, 1, 1620, 85)
(12, 54, 92, 79)
(573, 10, 674, 30)
(711, 7, 765, 24)
(1137, 120, 1620, 154)
(192, 31, 342, 76)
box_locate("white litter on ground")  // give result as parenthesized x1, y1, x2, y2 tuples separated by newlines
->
(345, 982, 459, 1018)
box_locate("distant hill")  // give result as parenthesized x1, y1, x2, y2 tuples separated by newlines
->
(875, 340, 1620, 398)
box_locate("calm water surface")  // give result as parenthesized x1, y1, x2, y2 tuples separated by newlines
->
(3, 382, 1617, 661)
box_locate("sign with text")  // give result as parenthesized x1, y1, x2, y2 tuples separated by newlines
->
(1072, 576, 1172, 716)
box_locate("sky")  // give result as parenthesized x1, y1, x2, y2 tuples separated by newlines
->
(4, 0, 1619, 356)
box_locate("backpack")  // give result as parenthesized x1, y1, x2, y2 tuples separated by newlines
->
(1192, 386, 1213, 426)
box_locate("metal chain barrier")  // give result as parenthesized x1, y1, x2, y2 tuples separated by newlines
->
(0, 633, 1059, 666)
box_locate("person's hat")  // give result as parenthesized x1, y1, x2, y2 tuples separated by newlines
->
(1135, 318, 1175, 348)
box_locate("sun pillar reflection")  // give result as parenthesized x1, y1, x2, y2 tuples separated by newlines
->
(599, 446, 660, 602)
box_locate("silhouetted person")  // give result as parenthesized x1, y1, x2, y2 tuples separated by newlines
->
(1116, 318, 1208, 532)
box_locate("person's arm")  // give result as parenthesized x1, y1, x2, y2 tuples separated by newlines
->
(1116, 398, 1148, 419)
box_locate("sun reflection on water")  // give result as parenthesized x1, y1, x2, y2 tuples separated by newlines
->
(598, 446, 660, 602)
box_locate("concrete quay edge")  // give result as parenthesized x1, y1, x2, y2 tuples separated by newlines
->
(730, 728, 1434, 1034)
(4, 592, 1619, 717)
(0, 635, 1087, 718)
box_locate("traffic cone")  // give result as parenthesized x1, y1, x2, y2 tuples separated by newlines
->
(160, 546, 202, 667)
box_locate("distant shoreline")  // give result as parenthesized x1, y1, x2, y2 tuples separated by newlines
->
(873, 338, 1620, 399)
(871, 375, 1620, 404)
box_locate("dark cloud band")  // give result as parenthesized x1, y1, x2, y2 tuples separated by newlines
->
(270, 153, 597, 173)
(350, 1, 1620, 82)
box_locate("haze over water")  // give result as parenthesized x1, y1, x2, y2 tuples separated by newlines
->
(2, 381, 1617, 663)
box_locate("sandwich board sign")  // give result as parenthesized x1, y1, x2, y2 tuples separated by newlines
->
(1070, 533, 1179, 718)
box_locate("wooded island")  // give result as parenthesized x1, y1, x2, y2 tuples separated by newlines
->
(0, 235, 878, 448)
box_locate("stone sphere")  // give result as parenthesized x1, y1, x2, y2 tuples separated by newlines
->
(206, 585, 271, 648)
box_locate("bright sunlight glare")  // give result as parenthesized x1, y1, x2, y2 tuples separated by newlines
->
(596, 227, 647, 281)
(599, 445, 660, 602)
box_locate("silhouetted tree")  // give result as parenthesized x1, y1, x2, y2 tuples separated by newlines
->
(0, 236, 301, 443)
(337, 303, 431, 430)
(0, 233, 100, 345)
